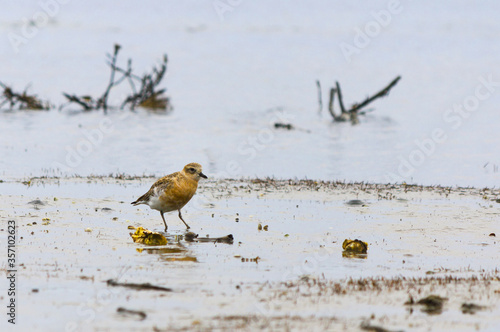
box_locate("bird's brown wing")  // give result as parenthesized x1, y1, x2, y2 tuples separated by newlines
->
(131, 173, 177, 205)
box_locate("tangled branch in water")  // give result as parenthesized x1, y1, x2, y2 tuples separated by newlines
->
(61, 44, 171, 113)
(317, 76, 401, 125)
(0, 82, 50, 110)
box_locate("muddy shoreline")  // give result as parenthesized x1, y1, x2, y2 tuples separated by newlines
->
(1, 178, 499, 331)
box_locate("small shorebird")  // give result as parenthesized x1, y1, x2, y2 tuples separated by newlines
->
(131, 163, 207, 231)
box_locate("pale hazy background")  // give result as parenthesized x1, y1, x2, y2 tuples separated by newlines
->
(1, 0, 499, 187)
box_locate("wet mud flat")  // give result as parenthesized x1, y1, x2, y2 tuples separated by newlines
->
(0, 178, 499, 331)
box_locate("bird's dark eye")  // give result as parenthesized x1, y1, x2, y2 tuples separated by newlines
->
(189, 168, 196, 173)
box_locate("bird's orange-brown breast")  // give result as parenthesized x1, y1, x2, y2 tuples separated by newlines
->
(158, 176, 198, 210)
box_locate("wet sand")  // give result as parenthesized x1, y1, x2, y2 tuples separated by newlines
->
(0, 178, 499, 331)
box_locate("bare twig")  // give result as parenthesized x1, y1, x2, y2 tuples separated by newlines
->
(117, 307, 147, 321)
(349, 76, 401, 113)
(316, 80, 322, 113)
(113, 59, 140, 93)
(62, 93, 93, 111)
(184, 232, 234, 244)
(335, 81, 347, 114)
(106, 279, 172, 292)
(97, 44, 121, 113)
(62, 44, 124, 112)
(328, 87, 336, 120)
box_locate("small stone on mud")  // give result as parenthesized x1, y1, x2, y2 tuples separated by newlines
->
(28, 199, 45, 206)
(345, 200, 366, 206)
(408, 295, 447, 315)
(274, 122, 294, 130)
(116, 307, 147, 321)
(461, 303, 486, 314)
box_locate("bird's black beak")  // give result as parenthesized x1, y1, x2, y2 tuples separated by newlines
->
(200, 172, 208, 179)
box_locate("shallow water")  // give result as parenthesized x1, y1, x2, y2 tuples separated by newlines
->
(1, 1, 500, 186)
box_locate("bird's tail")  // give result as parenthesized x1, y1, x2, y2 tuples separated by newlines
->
(131, 195, 148, 206)
(131, 192, 150, 206)
(131, 199, 144, 206)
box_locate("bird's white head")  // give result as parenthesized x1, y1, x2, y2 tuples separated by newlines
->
(182, 163, 207, 182)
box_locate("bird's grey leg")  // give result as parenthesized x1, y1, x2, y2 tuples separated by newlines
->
(160, 211, 168, 231)
(178, 210, 190, 229)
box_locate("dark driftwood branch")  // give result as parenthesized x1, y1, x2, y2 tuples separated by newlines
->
(63, 44, 124, 112)
(97, 44, 121, 113)
(62, 93, 93, 110)
(106, 279, 172, 292)
(349, 76, 401, 113)
(321, 75, 401, 124)
(335, 81, 347, 114)
(327, 87, 336, 120)
(316, 80, 322, 112)
(113, 59, 141, 94)
(117, 307, 146, 320)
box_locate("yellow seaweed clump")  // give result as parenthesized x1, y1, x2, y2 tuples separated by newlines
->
(130, 227, 167, 246)
(342, 239, 368, 258)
